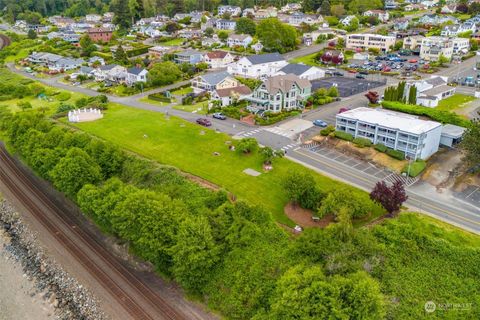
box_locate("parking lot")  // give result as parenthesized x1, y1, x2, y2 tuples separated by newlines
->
(302, 142, 418, 186)
(311, 76, 386, 97)
(455, 185, 480, 208)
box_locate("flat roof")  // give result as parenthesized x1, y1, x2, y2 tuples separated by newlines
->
(337, 107, 441, 134)
(441, 124, 466, 138)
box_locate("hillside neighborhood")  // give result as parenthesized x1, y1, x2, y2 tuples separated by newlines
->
(0, 0, 479, 319)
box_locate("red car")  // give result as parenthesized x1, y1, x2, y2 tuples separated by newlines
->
(348, 69, 357, 73)
(196, 118, 212, 127)
(408, 59, 417, 63)
(338, 107, 351, 113)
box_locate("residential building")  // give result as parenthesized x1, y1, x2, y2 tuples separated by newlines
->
(275, 63, 325, 80)
(335, 107, 442, 160)
(88, 56, 105, 66)
(384, 0, 398, 9)
(288, 12, 322, 26)
(252, 42, 264, 53)
(254, 7, 278, 19)
(51, 57, 84, 71)
(94, 64, 127, 82)
(440, 124, 466, 147)
(420, 36, 453, 61)
(126, 67, 148, 86)
(406, 76, 455, 107)
(216, 19, 236, 30)
(452, 37, 470, 54)
(405, 4, 426, 11)
(303, 28, 335, 45)
(246, 74, 312, 113)
(212, 86, 252, 107)
(340, 15, 356, 26)
(393, 19, 410, 31)
(441, 4, 457, 14)
(190, 71, 239, 93)
(87, 27, 113, 42)
(345, 34, 396, 52)
(174, 49, 204, 64)
(281, 3, 302, 13)
(204, 51, 234, 69)
(28, 52, 63, 67)
(403, 35, 425, 52)
(441, 22, 476, 37)
(86, 14, 102, 23)
(419, 14, 458, 25)
(218, 5, 242, 17)
(227, 52, 288, 78)
(363, 10, 390, 22)
(148, 46, 171, 59)
(227, 34, 253, 48)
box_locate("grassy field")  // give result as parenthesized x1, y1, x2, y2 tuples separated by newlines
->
(290, 53, 321, 66)
(173, 100, 208, 114)
(156, 38, 185, 46)
(171, 86, 193, 95)
(436, 94, 475, 113)
(72, 104, 384, 226)
(138, 96, 168, 106)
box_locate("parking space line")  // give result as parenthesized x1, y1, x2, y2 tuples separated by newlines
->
(466, 187, 480, 199)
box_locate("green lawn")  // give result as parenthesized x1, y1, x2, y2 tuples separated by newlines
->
(72, 104, 384, 226)
(173, 100, 208, 114)
(138, 96, 168, 106)
(171, 86, 193, 95)
(436, 94, 475, 112)
(290, 53, 321, 66)
(156, 38, 185, 46)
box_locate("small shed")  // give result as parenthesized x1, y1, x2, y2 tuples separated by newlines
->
(440, 124, 466, 147)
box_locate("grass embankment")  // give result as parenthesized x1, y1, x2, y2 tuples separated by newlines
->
(73, 103, 384, 226)
(436, 94, 475, 113)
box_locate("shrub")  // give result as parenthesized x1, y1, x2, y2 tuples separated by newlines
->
(56, 91, 71, 101)
(334, 131, 354, 141)
(254, 110, 301, 125)
(353, 137, 372, 148)
(386, 148, 405, 160)
(56, 103, 75, 113)
(402, 160, 426, 177)
(320, 125, 335, 136)
(374, 143, 387, 153)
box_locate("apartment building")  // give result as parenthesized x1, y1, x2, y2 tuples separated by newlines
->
(345, 34, 396, 52)
(419, 36, 453, 61)
(452, 37, 470, 54)
(335, 107, 442, 160)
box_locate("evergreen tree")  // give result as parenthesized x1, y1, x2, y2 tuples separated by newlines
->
(111, 0, 132, 29)
(27, 29, 37, 39)
(114, 44, 129, 65)
(320, 0, 331, 15)
(408, 86, 417, 105)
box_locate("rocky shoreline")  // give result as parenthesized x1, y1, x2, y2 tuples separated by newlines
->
(0, 199, 107, 320)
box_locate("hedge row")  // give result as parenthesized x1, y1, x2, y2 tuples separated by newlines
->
(402, 160, 426, 177)
(374, 143, 388, 153)
(353, 137, 372, 148)
(386, 148, 405, 160)
(334, 130, 354, 141)
(126, 46, 151, 57)
(148, 93, 172, 103)
(382, 101, 471, 128)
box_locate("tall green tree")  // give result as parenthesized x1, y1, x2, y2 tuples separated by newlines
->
(111, 0, 132, 29)
(49, 147, 102, 199)
(114, 43, 129, 65)
(79, 34, 96, 57)
(171, 216, 220, 293)
(282, 171, 323, 210)
(460, 119, 480, 170)
(235, 17, 256, 35)
(256, 18, 297, 53)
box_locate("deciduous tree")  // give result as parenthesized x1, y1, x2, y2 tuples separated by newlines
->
(370, 180, 408, 216)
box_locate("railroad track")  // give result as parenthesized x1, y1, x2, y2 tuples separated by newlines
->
(0, 146, 187, 320)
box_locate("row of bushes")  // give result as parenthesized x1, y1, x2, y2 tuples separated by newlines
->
(126, 46, 151, 57)
(255, 110, 301, 126)
(148, 92, 172, 103)
(333, 131, 406, 160)
(382, 101, 471, 128)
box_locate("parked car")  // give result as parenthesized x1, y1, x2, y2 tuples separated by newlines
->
(313, 119, 328, 127)
(356, 74, 366, 79)
(333, 71, 344, 76)
(359, 70, 369, 75)
(408, 59, 418, 63)
(212, 112, 226, 120)
(196, 118, 212, 126)
(338, 107, 351, 113)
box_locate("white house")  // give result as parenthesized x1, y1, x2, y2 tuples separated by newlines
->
(191, 71, 239, 94)
(94, 64, 127, 83)
(288, 12, 322, 26)
(275, 63, 325, 80)
(340, 15, 357, 26)
(86, 14, 102, 22)
(363, 10, 390, 22)
(212, 86, 252, 107)
(218, 5, 242, 17)
(216, 19, 237, 30)
(227, 52, 288, 79)
(227, 34, 253, 48)
(204, 51, 235, 69)
(126, 67, 148, 86)
(406, 76, 456, 107)
(336, 107, 442, 160)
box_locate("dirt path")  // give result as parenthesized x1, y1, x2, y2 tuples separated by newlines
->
(284, 202, 334, 228)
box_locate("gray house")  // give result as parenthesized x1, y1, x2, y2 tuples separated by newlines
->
(174, 49, 204, 64)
